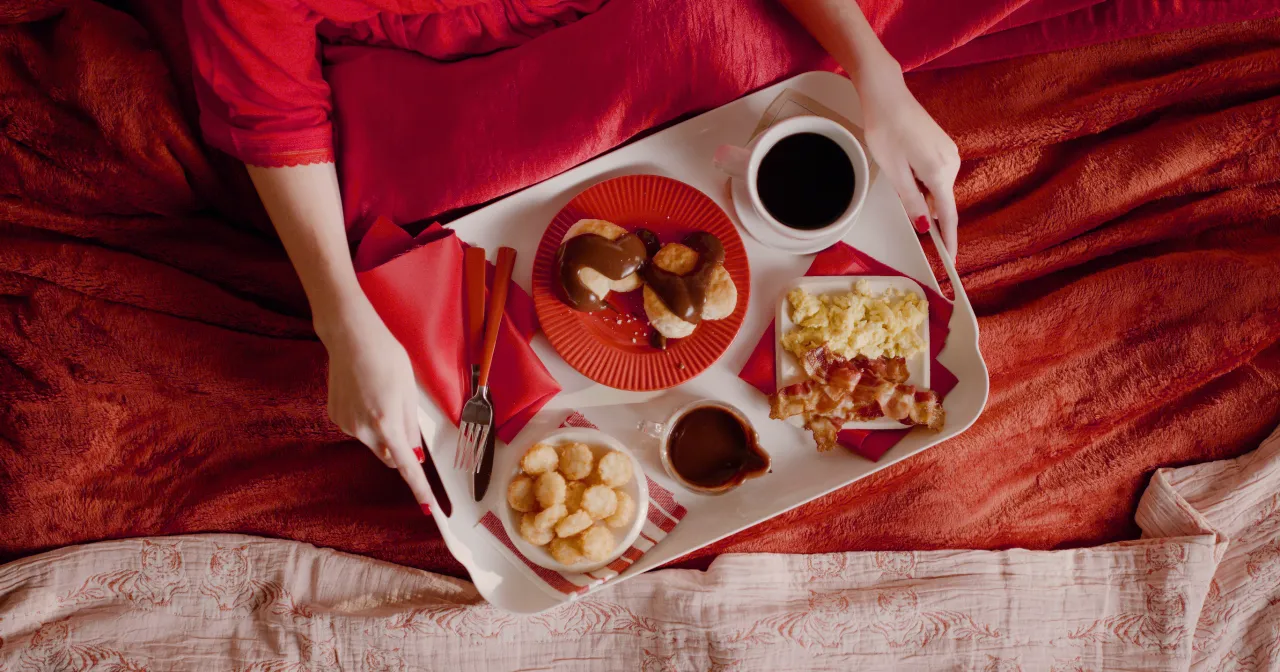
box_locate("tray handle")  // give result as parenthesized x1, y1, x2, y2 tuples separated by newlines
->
(928, 225, 983, 352)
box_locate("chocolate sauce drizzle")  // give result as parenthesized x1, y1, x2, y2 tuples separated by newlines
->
(633, 229, 662, 258)
(640, 232, 726, 325)
(556, 229, 726, 349)
(556, 232, 652, 312)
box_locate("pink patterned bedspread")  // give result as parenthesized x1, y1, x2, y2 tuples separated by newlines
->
(1, 423, 1278, 670)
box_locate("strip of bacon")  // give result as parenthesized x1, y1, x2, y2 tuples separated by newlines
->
(770, 350, 944, 451)
(770, 381, 819, 419)
(804, 415, 843, 453)
(854, 354, 909, 384)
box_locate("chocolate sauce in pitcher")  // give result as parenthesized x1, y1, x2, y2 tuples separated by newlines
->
(667, 405, 770, 490)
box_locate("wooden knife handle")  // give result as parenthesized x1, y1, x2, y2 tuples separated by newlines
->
(464, 246, 487, 367)
(478, 247, 516, 387)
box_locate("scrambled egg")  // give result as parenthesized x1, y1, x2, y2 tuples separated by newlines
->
(781, 280, 927, 362)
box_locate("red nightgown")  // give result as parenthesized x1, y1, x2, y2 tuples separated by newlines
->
(183, 0, 606, 168)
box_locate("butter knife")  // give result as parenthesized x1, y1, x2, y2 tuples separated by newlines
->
(464, 246, 488, 501)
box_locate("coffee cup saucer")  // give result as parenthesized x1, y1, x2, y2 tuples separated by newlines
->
(729, 177, 853, 255)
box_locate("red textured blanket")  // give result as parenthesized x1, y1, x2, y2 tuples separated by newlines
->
(1, 1, 1278, 578)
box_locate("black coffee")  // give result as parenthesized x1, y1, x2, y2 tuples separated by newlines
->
(756, 132, 855, 230)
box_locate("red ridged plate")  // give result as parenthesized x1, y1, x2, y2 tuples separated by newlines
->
(532, 175, 750, 391)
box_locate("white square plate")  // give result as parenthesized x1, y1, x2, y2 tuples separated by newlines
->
(775, 275, 930, 430)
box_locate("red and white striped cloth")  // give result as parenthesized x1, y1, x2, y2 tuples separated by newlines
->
(479, 411, 687, 597)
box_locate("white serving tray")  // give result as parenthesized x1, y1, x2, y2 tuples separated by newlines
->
(775, 275, 930, 431)
(413, 71, 989, 614)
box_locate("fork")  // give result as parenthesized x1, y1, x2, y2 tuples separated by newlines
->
(455, 245, 488, 470)
(456, 246, 516, 472)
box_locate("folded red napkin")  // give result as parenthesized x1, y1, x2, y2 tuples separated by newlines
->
(738, 243, 959, 461)
(354, 217, 560, 444)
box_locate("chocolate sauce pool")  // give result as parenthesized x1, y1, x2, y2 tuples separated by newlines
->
(668, 406, 770, 489)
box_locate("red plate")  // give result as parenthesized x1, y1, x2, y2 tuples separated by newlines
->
(532, 175, 750, 391)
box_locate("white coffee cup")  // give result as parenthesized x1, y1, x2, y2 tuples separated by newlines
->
(713, 116, 870, 242)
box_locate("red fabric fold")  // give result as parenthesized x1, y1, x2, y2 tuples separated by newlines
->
(737, 243, 958, 461)
(924, 0, 1280, 70)
(990, 0, 1104, 33)
(354, 217, 559, 443)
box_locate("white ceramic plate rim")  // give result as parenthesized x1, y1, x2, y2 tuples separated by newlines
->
(775, 275, 930, 430)
(497, 427, 650, 574)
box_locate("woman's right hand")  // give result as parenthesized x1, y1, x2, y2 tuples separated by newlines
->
(775, 0, 961, 259)
(856, 63, 961, 260)
(317, 300, 435, 512)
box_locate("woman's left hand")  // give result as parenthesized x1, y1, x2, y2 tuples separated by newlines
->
(856, 64, 961, 259)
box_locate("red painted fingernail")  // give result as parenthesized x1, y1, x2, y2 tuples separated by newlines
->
(420, 503, 432, 515)
(914, 216, 930, 234)
(413, 447, 425, 463)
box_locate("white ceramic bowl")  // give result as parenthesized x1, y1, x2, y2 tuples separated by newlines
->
(499, 427, 650, 574)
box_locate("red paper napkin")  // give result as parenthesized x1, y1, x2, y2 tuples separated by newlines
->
(738, 243, 959, 461)
(354, 217, 560, 444)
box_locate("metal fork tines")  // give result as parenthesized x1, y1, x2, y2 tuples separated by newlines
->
(456, 386, 493, 473)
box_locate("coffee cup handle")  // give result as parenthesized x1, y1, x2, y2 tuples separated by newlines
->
(713, 145, 751, 180)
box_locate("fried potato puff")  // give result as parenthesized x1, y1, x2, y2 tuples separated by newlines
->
(535, 472, 567, 509)
(512, 439, 636, 563)
(605, 490, 635, 529)
(564, 481, 587, 514)
(548, 537, 585, 565)
(519, 513, 553, 546)
(533, 504, 568, 532)
(558, 443, 594, 481)
(579, 525, 616, 562)
(581, 485, 618, 520)
(507, 475, 537, 512)
(554, 510, 593, 538)
(521, 443, 559, 475)
(595, 451, 633, 488)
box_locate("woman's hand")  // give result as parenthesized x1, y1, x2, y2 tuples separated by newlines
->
(318, 300, 435, 510)
(245, 163, 434, 512)
(857, 65, 961, 259)
(778, 0, 961, 259)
